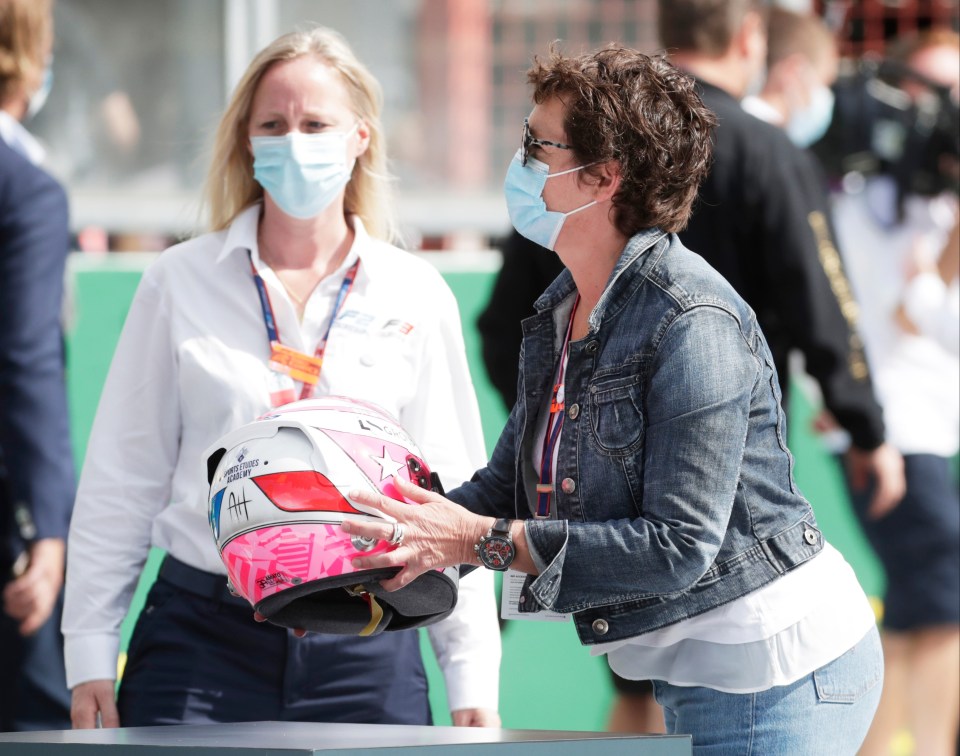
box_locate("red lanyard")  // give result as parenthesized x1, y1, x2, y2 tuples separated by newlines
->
(249, 251, 360, 400)
(536, 295, 580, 518)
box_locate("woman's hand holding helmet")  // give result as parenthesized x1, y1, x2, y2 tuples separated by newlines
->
(342, 476, 489, 592)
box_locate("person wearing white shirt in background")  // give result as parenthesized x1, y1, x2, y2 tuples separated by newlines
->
(63, 26, 500, 730)
(740, 7, 839, 149)
(830, 29, 960, 756)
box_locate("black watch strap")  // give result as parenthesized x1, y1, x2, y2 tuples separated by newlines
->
(491, 517, 511, 536)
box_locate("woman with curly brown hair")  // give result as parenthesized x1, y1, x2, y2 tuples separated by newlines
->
(343, 45, 882, 753)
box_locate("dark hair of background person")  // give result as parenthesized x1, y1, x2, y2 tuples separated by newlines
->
(527, 45, 717, 236)
(765, 6, 835, 68)
(657, 0, 767, 56)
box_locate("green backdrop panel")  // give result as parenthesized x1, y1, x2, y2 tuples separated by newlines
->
(64, 253, 883, 732)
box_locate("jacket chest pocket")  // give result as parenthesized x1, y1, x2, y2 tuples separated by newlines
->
(589, 375, 645, 456)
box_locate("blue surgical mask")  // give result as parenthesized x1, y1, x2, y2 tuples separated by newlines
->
(786, 84, 835, 148)
(252, 126, 357, 219)
(503, 149, 597, 251)
(26, 59, 53, 120)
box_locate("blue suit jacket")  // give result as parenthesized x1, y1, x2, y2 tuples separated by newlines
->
(0, 137, 75, 555)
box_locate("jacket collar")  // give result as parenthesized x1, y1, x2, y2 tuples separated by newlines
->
(533, 226, 668, 323)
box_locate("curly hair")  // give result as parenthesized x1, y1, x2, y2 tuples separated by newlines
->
(527, 45, 717, 235)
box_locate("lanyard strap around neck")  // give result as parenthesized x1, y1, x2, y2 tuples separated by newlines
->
(536, 294, 580, 519)
(249, 250, 360, 399)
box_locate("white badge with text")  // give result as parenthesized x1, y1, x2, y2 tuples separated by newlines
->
(500, 569, 571, 622)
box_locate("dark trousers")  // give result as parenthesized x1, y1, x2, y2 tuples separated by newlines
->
(118, 556, 432, 726)
(844, 452, 960, 631)
(0, 585, 71, 732)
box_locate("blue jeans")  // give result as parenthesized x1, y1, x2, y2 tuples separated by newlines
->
(652, 626, 883, 755)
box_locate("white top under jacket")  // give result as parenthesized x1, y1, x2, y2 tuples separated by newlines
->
(62, 204, 501, 712)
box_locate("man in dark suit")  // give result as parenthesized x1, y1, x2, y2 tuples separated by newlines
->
(659, 0, 906, 518)
(0, 0, 75, 731)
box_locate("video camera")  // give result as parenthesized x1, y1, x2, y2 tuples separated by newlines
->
(813, 56, 960, 198)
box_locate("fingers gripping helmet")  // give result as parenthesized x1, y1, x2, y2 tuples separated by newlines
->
(204, 396, 458, 635)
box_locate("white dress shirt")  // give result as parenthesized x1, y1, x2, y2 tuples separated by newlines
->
(63, 204, 501, 712)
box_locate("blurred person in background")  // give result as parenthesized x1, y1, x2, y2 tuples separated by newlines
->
(829, 29, 960, 756)
(344, 43, 882, 754)
(477, 231, 564, 411)
(741, 6, 839, 149)
(0, 0, 75, 732)
(660, 0, 906, 522)
(63, 27, 500, 730)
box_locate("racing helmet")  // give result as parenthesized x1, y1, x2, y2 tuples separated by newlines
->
(204, 396, 458, 635)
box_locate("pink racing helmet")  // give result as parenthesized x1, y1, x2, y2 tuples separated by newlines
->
(204, 396, 458, 635)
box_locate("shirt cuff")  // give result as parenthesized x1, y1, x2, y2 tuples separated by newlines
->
(64, 633, 120, 690)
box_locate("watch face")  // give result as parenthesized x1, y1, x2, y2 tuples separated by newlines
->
(480, 536, 514, 570)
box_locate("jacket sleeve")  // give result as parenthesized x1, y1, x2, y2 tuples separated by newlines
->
(0, 158, 75, 542)
(477, 232, 562, 411)
(750, 145, 885, 449)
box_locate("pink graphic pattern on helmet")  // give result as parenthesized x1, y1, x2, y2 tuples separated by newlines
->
(320, 429, 428, 500)
(222, 522, 393, 605)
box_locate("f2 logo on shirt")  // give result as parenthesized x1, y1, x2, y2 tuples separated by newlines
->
(381, 319, 414, 336)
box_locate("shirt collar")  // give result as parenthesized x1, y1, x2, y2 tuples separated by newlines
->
(215, 203, 368, 275)
(740, 95, 783, 126)
(0, 110, 46, 165)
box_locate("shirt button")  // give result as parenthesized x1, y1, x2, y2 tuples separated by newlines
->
(567, 403, 580, 420)
(804, 528, 818, 546)
(585, 341, 599, 354)
(561, 478, 576, 494)
(592, 618, 609, 635)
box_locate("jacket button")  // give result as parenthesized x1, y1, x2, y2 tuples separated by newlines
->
(804, 528, 818, 545)
(592, 618, 609, 635)
(561, 478, 576, 494)
(585, 341, 599, 354)
(567, 403, 580, 420)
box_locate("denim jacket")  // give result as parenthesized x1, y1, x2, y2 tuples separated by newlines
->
(449, 228, 824, 646)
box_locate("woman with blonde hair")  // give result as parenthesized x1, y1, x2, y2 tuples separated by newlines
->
(63, 27, 500, 729)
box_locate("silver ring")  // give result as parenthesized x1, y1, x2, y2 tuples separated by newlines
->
(388, 522, 405, 547)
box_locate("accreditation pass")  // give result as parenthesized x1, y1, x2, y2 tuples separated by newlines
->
(500, 569, 571, 622)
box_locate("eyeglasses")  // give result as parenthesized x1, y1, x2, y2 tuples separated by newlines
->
(521, 118, 573, 167)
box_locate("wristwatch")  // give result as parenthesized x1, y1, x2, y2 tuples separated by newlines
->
(475, 518, 515, 571)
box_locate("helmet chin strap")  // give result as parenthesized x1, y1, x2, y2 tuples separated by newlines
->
(348, 585, 386, 636)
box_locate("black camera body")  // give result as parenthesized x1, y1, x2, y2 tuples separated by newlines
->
(813, 57, 960, 199)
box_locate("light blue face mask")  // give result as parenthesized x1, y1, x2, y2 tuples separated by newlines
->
(252, 125, 357, 219)
(26, 58, 53, 120)
(786, 84, 835, 148)
(503, 149, 597, 251)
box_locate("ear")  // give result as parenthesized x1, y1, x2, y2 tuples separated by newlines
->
(353, 118, 371, 160)
(738, 11, 767, 67)
(590, 160, 622, 204)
